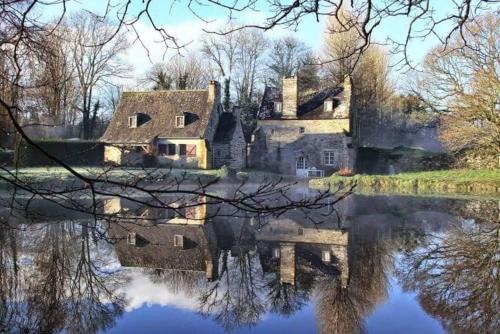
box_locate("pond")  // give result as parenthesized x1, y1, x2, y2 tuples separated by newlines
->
(0, 190, 498, 334)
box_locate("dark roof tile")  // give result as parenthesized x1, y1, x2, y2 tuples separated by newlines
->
(101, 90, 212, 144)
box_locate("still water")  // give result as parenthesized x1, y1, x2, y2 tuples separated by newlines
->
(0, 191, 498, 334)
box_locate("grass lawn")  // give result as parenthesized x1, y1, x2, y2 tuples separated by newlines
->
(310, 169, 500, 197)
(0, 166, 223, 185)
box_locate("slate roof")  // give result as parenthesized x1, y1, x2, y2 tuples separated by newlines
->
(110, 223, 218, 273)
(101, 90, 213, 144)
(257, 86, 344, 120)
(213, 112, 238, 143)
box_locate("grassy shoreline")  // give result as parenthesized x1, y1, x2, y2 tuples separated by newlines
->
(310, 169, 500, 197)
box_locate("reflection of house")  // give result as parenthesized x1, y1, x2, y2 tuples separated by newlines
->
(109, 222, 219, 281)
(104, 197, 208, 225)
(248, 76, 356, 177)
(101, 81, 245, 169)
(256, 218, 349, 287)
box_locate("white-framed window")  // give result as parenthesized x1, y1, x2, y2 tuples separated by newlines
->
(296, 156, 308, 170)
(274, 102, 283, 114)
(128, 116, 137, 128)
(322, 250, 331, 262)
(176, 115, 185, 128)
(324, 100, 334, 112)
(324, 151, 335, 166)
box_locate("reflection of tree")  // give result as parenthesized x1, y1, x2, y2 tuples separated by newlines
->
(314, 223, 393, 334)
(0, 225, 22, 333)
(0, 223, 125, 333)
(265, 263, 312, 317)
(397, 221, 499, 334)
(199, 249, 265, 331)
(147, 269, 206, 298)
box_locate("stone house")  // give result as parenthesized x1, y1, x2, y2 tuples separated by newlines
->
(248, 76, 356, 177)
(101, 81, 245, 169)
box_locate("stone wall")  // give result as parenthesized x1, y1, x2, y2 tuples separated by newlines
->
(248, 119, 354, 175)
(104, 145, 147, 166)
(156, 138, 209, 169)
(105, 138, 210, 169)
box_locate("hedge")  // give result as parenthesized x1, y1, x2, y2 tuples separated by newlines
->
(0, 150, 14, 166)
(15, 139, 104, 167)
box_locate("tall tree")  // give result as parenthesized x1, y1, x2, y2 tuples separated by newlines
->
(323, 11, 393, 143)
(144, 54, 209, 91)
(201, 30, 238, 110)
(70, 12, 130, 139)
(233, 29, 267, 104)
(413, 12, 499, 165)
(28, 23, 78, 126)
(266, 36, 309, 87)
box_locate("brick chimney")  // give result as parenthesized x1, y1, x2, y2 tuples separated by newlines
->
(208, 80, 220, 103)
(282, 76, 298, 119)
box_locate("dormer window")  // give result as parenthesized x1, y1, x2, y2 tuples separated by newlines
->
(274, 102, 282, 115)
(174, 234, 184, 248)
(176, 115, 185, 128)
(128, 113, 150, 128)
(127, 232, 137, 245)
(128, 116, 137, 128)
(324, 99, 334, 112)
(322, 250, 331, 262)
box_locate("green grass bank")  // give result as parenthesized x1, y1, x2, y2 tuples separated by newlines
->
(310, 169, 500, 197)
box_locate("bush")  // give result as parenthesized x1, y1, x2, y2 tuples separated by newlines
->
(217, 165, 229, 178)
(142, 154, 158, 168)
(0, 149, 13, 166)
(15, 139, 104, 167)
(337, 167, 354, 177)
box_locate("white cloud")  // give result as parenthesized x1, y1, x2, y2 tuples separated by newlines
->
(124, 19, 209, 87)
(118, 269, 201, 312)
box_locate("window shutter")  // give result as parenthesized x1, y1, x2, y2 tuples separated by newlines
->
(186, 144, 197, 157)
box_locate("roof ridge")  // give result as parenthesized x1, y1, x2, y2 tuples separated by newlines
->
(123, 89, 208, 94)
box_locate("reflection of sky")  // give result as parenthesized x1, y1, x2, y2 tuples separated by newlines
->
(117, 269, 200, 312)
(104, 303, 317, 334)
(105, 273, 447, 334)
(365, 277, 445, 334)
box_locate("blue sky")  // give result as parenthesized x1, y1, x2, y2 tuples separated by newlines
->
(41, 0, 497, 83)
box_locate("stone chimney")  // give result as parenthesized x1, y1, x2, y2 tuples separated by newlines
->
(282, 76, 298, 119)
(208, 80, 220, 103)
(334, 75, 352, 119)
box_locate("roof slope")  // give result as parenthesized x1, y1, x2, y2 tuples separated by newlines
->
(213, 112, 237, 143)
(111, 223, 216, 272)
(101, 90, 212, 144)
(258, 86, 344, 120)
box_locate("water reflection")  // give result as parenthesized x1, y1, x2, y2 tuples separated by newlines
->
(0, 223, 125, 333)
(0, 194, 498, 333)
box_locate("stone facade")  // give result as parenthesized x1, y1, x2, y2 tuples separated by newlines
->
(249, 76, 356, 176)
